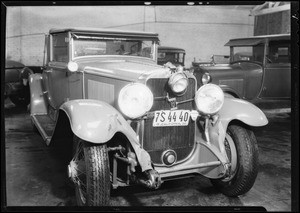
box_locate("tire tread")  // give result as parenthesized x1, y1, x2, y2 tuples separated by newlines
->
(211, 125, 259, 197)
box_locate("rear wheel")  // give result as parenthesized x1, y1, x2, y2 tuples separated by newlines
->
(210, 125, 259, 197)
(9, 85, 30, 107)
(69, 136, 110, 206)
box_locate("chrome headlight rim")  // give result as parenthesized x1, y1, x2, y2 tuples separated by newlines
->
(67, 61, 79, 72)
(118, 83, 154, 119)
(168, 71, 189, 96)
(195, 83, 224, 115)
(201, 72, 211, 85)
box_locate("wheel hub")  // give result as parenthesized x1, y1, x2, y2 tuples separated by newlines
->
(68, 160, 78, 182)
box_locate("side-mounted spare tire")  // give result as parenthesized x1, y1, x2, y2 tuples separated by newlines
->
(210, 124, 259, 197)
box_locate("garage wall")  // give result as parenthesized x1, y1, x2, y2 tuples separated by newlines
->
(6, 5, 254, 67)
(254, 10, 291, 36)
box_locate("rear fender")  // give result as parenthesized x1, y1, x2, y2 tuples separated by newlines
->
(53, 99, 152, 171)
(29, 73, 48, 115)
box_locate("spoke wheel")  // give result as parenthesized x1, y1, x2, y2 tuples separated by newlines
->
(222, 132, 238, 182)
(70, 136, 110, 206)
(211, 125, 259, 197)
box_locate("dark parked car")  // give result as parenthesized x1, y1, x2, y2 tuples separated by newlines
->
(193, 34, 291, 110)
(29, 28, 268, 206)
(157, 46, 185, 66)
(5, 60, 33, 106)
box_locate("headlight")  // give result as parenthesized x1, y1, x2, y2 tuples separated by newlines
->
(202, 72, 211, 84)
(68, 61, 78, 72)
(168, 72, 188, 95)
(195, 84, 224, 115)
(118, 83, 153, 119)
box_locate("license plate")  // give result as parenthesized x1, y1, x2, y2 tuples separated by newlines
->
(153, 110, 190, 127)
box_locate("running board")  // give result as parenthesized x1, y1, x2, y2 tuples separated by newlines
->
(31, 114, 55, 146)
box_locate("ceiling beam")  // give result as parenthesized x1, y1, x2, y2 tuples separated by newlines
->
(250, 2, 290, 16)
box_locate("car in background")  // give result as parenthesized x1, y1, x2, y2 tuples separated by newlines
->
(192, 55, 230, 67)
(157, 46, 185, 66)
(193, 34, 291, 110)
(5, 60, 33, 106)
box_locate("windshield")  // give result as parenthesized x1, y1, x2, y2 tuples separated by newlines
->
(72, 34, 156, 60)
(231, 44, 264, 64)
(157, 51, 185, 65)
(157, 52, 185, 65)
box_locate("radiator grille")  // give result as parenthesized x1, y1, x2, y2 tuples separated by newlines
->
(143, 78, 196, 165)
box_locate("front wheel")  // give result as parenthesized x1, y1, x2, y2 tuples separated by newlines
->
(69, 136, 110, 206)
(211, 125, 259, 197)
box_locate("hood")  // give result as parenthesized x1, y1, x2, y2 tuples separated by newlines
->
(198, 64, 235, 72)
(75, 57, 172, 82)
(194, 62, 263, 85)
(196, 62, 262, 73)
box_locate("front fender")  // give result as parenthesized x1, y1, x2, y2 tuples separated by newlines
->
(206, 98, 268, 164)
(58, 99, 152, 172)
(29, 73, 48, 115)
(218, 98, 268, 130)
(60, 99, 138, 144)
(220, 85, 242, 98)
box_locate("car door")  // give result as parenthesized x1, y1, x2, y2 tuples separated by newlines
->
(42, 32, 70, 109)
(260, 40, 291, 99)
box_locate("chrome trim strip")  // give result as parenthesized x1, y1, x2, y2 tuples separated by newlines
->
(84, 68, 134, 82)
(82, 70, 85, 99)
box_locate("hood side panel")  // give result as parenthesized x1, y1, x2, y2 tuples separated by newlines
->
(84, 73, 130, 110)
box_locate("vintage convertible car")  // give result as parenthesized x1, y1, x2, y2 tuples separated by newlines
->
(5, 60, 33, 106)
(193, 34, 291, 110)
(157, 46, 186, 66)
(29, 28, 268, 206)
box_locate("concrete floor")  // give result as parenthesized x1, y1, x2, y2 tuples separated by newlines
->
(3, 98, 292, 211)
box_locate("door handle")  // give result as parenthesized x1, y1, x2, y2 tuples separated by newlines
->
(44, 69, 53, 73)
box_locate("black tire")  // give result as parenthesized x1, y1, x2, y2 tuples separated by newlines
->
(71, 136, 110, 206)
(9, 86, 30, 107)
(210, 125, 259, 197)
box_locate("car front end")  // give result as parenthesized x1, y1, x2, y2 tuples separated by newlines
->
(31, 28, 268, 206)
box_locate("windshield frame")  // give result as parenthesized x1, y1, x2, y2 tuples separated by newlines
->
(157, 51, 185, 64)
(69, 32, 158, 62)
(229, 43, 266, 65)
